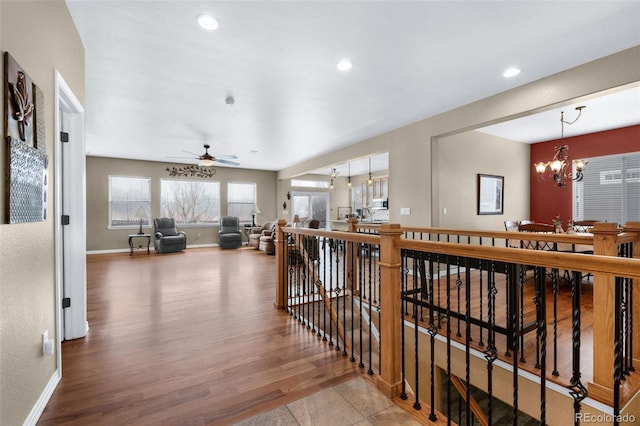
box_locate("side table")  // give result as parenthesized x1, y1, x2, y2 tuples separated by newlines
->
(242, 226, 252, 246)
(129, 234, 151, 256)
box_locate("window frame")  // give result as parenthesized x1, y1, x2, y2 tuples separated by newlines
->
(227, 182, 257, 224)
(108, 175, 152, 230)
(160, 179, 221, 227)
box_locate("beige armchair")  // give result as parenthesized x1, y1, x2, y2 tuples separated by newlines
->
(249, 222, 272, 249)
(258, 222, 278, 254)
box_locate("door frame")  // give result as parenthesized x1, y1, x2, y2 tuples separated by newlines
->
(54, 70, 87, 367)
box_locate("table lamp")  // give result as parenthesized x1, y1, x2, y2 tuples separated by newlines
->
(135, 207, 148, 235)
(293, 214, 301, 228)
(250, 205, 261, 227)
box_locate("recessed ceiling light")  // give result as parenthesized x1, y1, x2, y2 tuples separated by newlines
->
(503, 67, 521, 78)
(337, 59, 352, 71)
(197, 14, 219, 31)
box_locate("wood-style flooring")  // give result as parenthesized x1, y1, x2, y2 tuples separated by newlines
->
(38, 248, 361, 425)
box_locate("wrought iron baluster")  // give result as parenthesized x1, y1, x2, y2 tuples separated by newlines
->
(456, 257, 462, 337)
(614, 277, 623, 426)
(358, 243, 365, 369)
(568, 271, 587, 425)
(445, 262, 452, 422)
(413, 255, 421, 411)
(484, 261, 498, 425)
(427, 253, 438, 422)
(464, 259, 472, 426)
(552, 268, 559, 376)
(400, 250, 408, 400)
(478, 260, 485, 347)
(368, 243, 374, 375)
(322, 237, 327, 341)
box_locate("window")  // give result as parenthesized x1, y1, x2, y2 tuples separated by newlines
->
(291, 179, 330, 189)
(227, 182, 256, 223)
(109, 176, 151, 228)
(573, 152, 640, 225)
(291, 191, 329, 228)
(161, 180, 220, 225)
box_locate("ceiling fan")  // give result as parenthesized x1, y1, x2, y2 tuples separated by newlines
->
(172, 144, 240, 167)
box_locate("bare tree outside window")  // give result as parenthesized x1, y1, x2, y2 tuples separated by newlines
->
(161, 180, 220, 224)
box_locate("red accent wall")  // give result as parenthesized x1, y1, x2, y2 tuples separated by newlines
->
(530, 125, 640, 225)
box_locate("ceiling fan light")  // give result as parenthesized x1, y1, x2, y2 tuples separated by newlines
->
(199, 158, 214, 167)
(197, 14, 219, 31)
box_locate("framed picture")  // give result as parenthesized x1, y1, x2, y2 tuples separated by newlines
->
(337, 207, 352, 220)
(477, 174, 504, 215)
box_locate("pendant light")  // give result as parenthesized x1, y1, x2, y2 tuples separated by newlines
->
(367, 158, 373, 185)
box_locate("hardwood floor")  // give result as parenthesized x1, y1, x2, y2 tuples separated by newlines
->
(39, 248, 360, 425)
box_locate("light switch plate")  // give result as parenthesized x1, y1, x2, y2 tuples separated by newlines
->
(400, 208, 411, 215)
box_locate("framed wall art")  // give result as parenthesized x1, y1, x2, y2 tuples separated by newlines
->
(477, 174, 504, 215)
(337, 207, 352, 220)
(4, 51, 48, 223)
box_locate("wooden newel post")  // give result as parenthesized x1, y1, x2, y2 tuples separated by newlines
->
(622, 222, 640, 364)
(376, 223, 404, 398)
(274, 219, 288, 310)
(346, 217, 359, 295)
(589, 222, 620, 404)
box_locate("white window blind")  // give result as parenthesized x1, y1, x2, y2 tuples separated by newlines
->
(227, 182, 256, 223)
(573, 152, 640, 225)
(109, 176, 151, 228)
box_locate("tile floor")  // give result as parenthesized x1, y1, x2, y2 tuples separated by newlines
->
(234, 377, 421, 426)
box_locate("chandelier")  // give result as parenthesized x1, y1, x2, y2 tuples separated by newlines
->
(329, 167, 337, 190)
(534, 106, 588, 188)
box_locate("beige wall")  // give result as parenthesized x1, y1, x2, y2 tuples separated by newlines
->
(86, 157, 277, 250)
(0, 1, 85, 425)
(278, 46, 640, 229)
(436, 131, 530, 230)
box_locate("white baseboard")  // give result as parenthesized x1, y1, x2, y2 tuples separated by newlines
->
(23, 370, 60, 426)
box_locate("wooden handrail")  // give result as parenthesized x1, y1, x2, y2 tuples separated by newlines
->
(279, 221, 640, 409)
(396, 238, 640, 280)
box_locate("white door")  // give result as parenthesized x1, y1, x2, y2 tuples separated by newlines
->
(55, 71, 87, 342)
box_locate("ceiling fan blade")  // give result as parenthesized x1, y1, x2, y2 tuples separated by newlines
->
(182, 150, 200, 156)
(167, 156, 196, 159)
(216, 154, 238, 160)
(215, 159, 240, 166)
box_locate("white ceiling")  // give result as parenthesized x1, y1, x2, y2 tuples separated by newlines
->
(66, 1, 640, 172)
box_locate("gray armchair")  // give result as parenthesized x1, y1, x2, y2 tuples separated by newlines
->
(153, 217, 187, 253)
(219, 216, 242, 249)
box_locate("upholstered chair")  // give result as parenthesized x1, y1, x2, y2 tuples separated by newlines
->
(259, 222, 278, 254)
(249, 221, 273, 249)
(153, 217, 187, 253)
(218, 216, 243, 249)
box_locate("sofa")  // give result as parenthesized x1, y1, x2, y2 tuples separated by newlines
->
(153, 217, 187, 253)
(218, 216, 243, 249)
